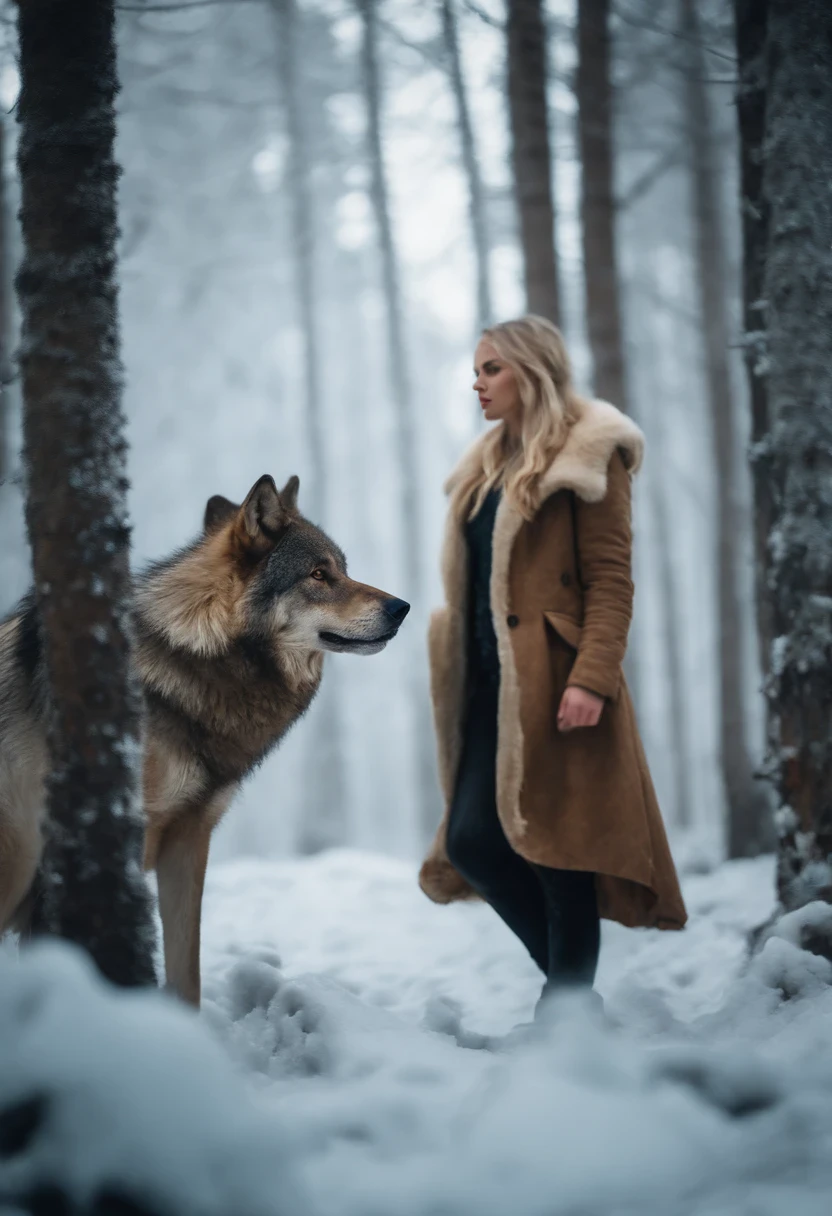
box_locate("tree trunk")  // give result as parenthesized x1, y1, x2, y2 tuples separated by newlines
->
(576, 0, 624, 408)
(761, 0, 832, 911)
(680, 0, 770, 859)
(272, 0, 347, 854)
(734, 0, 773, 681)
(15, 0, 156, 985)
(356, 0, 440, 844)
(644, 300, 696, 831)
(652, 471, 694, 830)
(506, 0, 560, 323)
(357, 0, 419, 597)
(575, 0, 651, 750)
(0, 115, 10, 485)
(440, 0, 493, 336)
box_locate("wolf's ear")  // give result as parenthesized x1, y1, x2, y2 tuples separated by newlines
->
(239, 474, 286, 555)
(204, 494, 239, 534)
(280, 475, 300, 513)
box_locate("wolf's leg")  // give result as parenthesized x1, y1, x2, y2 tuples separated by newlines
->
(153, 809, 212, 1007)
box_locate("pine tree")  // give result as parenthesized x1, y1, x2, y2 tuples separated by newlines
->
(755, 0, 832, 908)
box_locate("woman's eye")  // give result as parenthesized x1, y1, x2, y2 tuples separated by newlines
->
(311, 569, 326, 581)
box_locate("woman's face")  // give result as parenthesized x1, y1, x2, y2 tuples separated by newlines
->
(473, 339, 522, 429)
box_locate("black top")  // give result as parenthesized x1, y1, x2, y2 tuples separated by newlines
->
(465, 487, 501, 680)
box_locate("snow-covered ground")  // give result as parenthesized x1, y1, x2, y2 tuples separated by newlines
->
(4, 850, 832, 1216)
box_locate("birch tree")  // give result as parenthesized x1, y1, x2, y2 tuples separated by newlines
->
(16, 0, 156, 984)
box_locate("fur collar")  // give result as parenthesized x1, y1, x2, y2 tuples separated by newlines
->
(445, 397, 643, 510)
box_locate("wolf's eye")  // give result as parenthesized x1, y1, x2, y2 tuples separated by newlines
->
(310, 569, 326, 581)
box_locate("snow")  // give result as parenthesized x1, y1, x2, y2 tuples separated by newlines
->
(4, 850, 832, 1215)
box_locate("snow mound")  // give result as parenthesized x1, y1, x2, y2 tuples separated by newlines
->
(6, 854, 832, 1216)
(0, 943, 305, 1216)
(198, 851, 832, 1216)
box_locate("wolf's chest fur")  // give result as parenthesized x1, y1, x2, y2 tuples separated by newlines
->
(136, 623, 323, 789)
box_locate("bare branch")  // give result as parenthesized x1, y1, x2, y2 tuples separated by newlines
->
(379, 17, 444, 68)
(614, 2, 737, 64)
(617, 145, 682, 210)
(461, 0, 502, 29)
(116, 0, 265, 13)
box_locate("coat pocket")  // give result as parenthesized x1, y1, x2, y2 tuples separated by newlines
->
(543, 610, 582, 650)
(544, 610, 623, 702)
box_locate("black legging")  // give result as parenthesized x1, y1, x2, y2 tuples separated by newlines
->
(445, 668, 600, 988)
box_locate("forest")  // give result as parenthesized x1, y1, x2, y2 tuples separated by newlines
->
(0, 1, 831, 1214)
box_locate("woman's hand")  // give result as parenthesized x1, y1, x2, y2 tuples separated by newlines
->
(557, 686, 605, 732)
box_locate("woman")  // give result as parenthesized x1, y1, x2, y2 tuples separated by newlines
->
(419, 315, 686, 1007)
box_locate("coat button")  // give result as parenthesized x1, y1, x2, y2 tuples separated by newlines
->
(507, 614, 519, 628)
(560, 572, 572, 587)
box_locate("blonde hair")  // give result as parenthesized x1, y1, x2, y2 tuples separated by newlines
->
(452, 315, 583, 522)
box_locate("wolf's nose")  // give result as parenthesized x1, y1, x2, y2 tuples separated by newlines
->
(384, 597, 410, 625)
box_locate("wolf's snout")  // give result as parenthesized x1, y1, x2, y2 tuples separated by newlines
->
(384, 598, 410, 625)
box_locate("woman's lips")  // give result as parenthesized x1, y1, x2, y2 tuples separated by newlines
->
(480, 397, 491, 406)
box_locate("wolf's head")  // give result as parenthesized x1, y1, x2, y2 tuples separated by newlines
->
(143, 474, 409, 660)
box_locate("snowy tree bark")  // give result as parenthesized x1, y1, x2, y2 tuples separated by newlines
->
(272, 0, 347, 854)
(506, 0, 560, 323)
(734, 0, 773, 680)
(440, 0, 493, 336)
(15, 0, 156, 985)
(680, 0, 769, 859)
(0, 115, 10, 486)
(761, 0, 832, 910)
(356, 0, 440, 844)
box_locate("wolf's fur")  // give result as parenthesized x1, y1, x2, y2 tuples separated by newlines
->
(0, 474, 408, 1005)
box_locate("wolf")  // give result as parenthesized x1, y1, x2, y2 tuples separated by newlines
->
(0, 473, 409, 1005)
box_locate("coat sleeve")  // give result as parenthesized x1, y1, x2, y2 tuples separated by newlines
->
(567, 450, 634, 701)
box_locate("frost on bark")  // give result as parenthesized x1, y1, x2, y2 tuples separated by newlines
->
(761, 0, 832, 910)
(506, 0, 560, 323)
(440, 0, 493, 336)
(734, 0, 773, 680)
(356, 0, 440, 843)
(16, 0, 156, 985)
(681, 0, 769, 859)
(272, 0, 348, 854)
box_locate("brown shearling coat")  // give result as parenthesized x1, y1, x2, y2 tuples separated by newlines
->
(419, 398, 687, 931)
